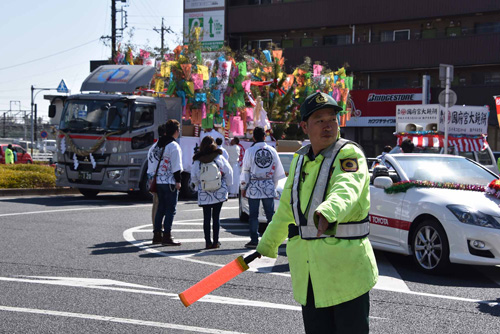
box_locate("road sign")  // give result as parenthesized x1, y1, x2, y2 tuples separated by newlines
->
(40, 130, 48, 139)
(57, 79, 69, 93)
(438, 89, 457, 107)
(439, 64, 454, 83)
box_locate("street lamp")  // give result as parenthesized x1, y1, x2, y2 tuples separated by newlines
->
(31, 86, 54, 155)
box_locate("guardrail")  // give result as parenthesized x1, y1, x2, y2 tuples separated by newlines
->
(32, 153, 54, 163)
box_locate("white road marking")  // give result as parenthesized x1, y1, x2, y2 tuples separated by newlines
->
(0, 305, 247, 334)
(374, 253, 410, 292)
(0, 204, 151, 218)
(184, 207, 239, 212)
(171, 229, 249, 233)
(124, 224, 500, 307)
(0, 276, 388, 321)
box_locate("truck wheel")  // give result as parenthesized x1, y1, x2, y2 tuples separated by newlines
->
(180, 172, 197, 199)
(79, 189, 99, 198)
(137, 171, 153, 200)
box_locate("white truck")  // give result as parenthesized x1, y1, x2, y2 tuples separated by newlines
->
(49, 65, 200, 198)
(394, 104, 498, 174)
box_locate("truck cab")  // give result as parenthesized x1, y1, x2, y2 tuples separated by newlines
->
(50, 65, 182, 198)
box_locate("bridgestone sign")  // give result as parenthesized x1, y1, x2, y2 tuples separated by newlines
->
(367, 93, 421, 102)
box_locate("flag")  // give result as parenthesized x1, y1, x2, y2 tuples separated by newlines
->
(495, 96, 500, 128)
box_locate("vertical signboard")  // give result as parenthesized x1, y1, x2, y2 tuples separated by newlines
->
(184, 10, 224, 50)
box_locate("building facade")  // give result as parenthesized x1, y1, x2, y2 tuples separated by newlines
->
(225, 0, 500, 156)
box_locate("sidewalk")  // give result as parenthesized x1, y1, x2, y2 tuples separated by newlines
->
(0, 187, 80, 197)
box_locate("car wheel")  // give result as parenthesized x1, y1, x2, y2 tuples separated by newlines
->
(239, 193, 249, 222)
(412, 219, 450, 273)
(78, 188, 99, 198)
(26, 160, 32, 164)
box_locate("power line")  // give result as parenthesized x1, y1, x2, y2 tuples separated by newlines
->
(0, 39, 99, 72)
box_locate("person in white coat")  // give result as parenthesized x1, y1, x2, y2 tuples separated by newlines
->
(191, 136, 233, 249)
(226, 137, 241, 198)
(240, 126, 286, 248)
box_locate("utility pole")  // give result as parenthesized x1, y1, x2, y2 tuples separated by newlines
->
(111, 0, 116, 60)
(154, 18, 173, 58)
(101, 0, 127, 61)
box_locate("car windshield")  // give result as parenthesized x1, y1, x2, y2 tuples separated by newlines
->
(279, 154, 294, 174)
(393, 155, 496, 185)
(59, 99, 128, 133)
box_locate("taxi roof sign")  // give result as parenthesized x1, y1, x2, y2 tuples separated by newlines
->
(80, 65, 156, 93)
(56, 79, 69, 93)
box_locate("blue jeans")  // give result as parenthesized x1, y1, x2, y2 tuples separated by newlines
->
(248, 197, 274, 244)
(154, 184, 178, 233)
(202, 202, 223, 244)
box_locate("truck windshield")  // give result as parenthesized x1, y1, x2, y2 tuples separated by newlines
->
(59, 99, 129, 133)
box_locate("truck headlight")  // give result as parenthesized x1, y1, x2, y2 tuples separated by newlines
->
(107, 169, 123, 179)
(447, 205, 500, 229)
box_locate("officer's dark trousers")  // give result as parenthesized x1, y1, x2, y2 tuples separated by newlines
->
(301, 279, 370, 334)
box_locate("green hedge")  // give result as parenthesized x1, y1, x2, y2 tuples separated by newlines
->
(0, 164, 56, 188)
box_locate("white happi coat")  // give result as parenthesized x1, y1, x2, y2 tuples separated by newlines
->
(148, 140, 183, 185)
(240, 142, 285, 199)
(226, 144, 240, 195)
(191, 155, 233, 206)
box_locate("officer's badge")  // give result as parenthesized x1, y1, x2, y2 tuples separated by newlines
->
(315, 94, 327, 104)
(340, 158, 358, 172)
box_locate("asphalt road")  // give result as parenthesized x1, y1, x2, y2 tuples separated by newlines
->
(1, 193, 499, 333)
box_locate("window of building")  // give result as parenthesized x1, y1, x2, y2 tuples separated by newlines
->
(301, 37, 313, 47)
(471, 72, 500, 85)
(475, 22, 500, 34)
(394, 29, 410, 41)
(249, 39, 272, 50)
(282, 39, 294, 48)
(377, 77, 409, 89)
(324, 34, 351, 45)
(380, 31, 393, 42)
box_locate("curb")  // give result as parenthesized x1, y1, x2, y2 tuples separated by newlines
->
(0, 187, 80, 197)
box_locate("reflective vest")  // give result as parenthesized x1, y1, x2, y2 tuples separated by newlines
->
(291, 138, 370, 239)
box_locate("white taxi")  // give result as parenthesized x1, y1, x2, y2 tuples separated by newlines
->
(370, 153, 500, 273)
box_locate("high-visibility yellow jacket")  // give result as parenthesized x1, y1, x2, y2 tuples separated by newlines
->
(257, 142, 378, 308)
(5, 148, 14, 164)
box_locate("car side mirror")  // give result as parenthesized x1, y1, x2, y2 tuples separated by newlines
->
(106, 107, 118, 128)
(48, 105, 56, 118)
(374, 176, 393, 189)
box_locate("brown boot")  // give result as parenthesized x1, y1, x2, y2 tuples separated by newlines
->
(162, 232, 181, 246)
(152, 232, 162, 245)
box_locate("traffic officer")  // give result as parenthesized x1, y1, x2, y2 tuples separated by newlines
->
(5, 144, 14, 164)
(256, 92, 378, 333)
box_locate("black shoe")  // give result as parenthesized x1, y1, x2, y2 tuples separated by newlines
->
(205, 242, 213, 249)
(152, 232, 162, 245)
(162, 232, 181, 246)
(211, 242, 221, 249)
(244, 242, 258, 249)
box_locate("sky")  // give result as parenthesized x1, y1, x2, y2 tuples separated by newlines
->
(0, 0, 184, 120)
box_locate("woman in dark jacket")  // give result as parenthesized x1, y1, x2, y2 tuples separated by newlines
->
(191, 136, 233, 249)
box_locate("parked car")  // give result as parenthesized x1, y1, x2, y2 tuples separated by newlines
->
(39, 139, 57, 153)
(239, 152, 294, 222)
(389, 145, 499, 174)
(370, 153, 500, 273)
(0, 144, 33, 164)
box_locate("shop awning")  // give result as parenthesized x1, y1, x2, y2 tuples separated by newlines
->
(396, 134, 488, 152)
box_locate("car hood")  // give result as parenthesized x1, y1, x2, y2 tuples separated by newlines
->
(413, 188, 500, 216)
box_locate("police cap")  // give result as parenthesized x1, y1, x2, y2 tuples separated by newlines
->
(300, 92, 342, 122)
